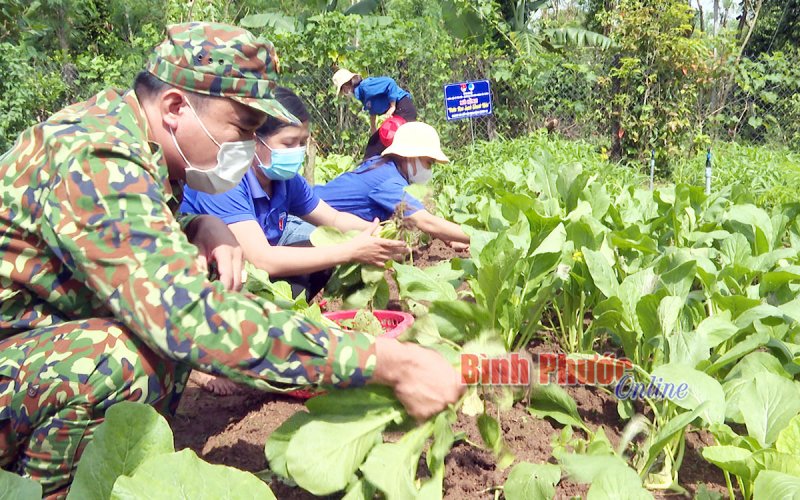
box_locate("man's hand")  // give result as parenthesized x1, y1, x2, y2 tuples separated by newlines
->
(186, 215, 244, 291)
(371, 337, 464, 421)
(345, 218, 408, 267)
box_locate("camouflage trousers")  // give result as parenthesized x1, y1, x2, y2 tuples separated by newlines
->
(0, 318, 190, 499)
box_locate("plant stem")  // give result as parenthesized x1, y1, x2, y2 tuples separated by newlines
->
(723, 470, 735, 500)
(553, 301, 567, 351)
(578, 291, 588, 351)
(673, 428, 687, 483)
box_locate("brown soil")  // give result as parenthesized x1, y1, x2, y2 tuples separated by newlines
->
(171, 242, 730, 499)
(412, 238, 465, 267)
(172, 375, 727, 499)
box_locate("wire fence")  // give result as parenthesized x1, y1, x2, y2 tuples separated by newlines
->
(707, 53, 800, 147)
(285, 49, 800, 162)
(286, 63, 507, 159)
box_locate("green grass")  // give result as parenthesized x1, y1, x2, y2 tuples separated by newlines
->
(445, 130, 648, 192)
(317, 131, 799, 209)
(671, 141, 800, 207)
(446, 131, 799, 207)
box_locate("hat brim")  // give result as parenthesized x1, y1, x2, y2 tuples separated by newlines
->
(333, 71, 358, 95)
(229, 95, 300, 125)
(335, 80, 352, 95)
(381, 145, 449, 163)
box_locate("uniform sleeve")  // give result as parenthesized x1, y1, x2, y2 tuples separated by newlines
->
(287, 176, 321, 217)
(367, 178, 423, 218)
(181, 182, 256, 225)
(39, 144, 376, 390)
(175, 212, 201, 233)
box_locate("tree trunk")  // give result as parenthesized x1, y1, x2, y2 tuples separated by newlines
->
(697, 0, 705, 31)
(736, 0, 763, 58)
(713, 0, 720, 35)
(609, 54, 623, 160)
(738, 0, 749, 37)
(54, 4, 78, 92)
(304, 135, 317, 184)
(56, 5, 70, 54)
(715, 0, 764, 123)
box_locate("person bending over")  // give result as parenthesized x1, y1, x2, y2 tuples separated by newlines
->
(333, 68, 417, 159)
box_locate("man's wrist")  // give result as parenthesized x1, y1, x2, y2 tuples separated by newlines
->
(371, 337, 411, 387)
(179, 213, 203, 239)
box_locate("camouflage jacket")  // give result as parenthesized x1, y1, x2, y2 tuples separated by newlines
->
(0, 89, 376, 390)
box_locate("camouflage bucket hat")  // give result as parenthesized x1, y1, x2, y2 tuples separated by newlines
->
(147, 22, 299, 124)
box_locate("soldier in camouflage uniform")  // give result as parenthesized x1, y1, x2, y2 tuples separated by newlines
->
(0, 22, 463, 498)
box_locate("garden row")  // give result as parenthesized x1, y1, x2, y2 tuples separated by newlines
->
(3, 134, 800, 499)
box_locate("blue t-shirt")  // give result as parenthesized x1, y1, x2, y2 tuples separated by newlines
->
(180, 168, 320, 246)
(314, 157, 424, 222)
(354, 77, 410, 116)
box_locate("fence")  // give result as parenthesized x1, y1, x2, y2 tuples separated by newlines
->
(284, 49, 800, 162)
(705, 51, 800, 146)
(285, 62, 513, 159)
(285, 57, 603, 159)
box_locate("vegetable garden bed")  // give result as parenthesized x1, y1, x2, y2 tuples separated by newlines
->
(22, 149, 799, 500)
(171, 342, 728, 499)
(171, 241, 729, 499)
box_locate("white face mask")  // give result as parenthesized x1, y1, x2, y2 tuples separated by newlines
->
(171, 99, 255, 194)
(408, 158, 433, 184)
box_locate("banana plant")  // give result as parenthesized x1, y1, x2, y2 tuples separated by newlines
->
(440, 0, 616, 57)
(240, 0, 385, 35)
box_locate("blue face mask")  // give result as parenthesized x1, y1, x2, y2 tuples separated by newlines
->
(256, 137, 306, 181)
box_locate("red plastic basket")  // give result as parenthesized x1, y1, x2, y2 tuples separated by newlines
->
(322, 309, 414, 339)
(286, 310, 415, 400)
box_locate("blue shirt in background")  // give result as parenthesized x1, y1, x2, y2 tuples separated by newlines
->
(181, 168, 320, 246)
(314, 157, 424, 222)
(354, 77, 410, 116)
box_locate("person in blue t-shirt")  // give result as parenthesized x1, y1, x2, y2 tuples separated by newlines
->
(332, 68, 418, 159)
(180, 89, 409, 394)
(315, 121, 470, 249)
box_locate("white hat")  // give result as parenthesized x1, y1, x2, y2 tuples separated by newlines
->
(381, 122, 450, 163)
(332, 68, 358, 95)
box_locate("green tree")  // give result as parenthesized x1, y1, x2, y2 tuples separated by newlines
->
(442, 0, 615, 56)
(597, 0, 714, 163)
(745, 0, 800, 55)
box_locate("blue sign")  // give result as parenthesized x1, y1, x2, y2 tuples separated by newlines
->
(444, 80, 493, 121)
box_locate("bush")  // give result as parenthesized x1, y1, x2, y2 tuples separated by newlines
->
(726, 50, 800, 148)
(0, 43, 67, 152)
(595, 0, 716, 165)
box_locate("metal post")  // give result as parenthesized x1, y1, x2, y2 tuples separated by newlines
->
(469, 118, 475, 147)
(649, 149, 656, 191)
(705, 148, 712, 195)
